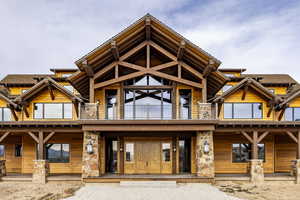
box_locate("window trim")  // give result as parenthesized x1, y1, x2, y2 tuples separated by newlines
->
(224, 102, 263, 119)
(231, 143, 265, 163)
(45, 143, 70, 163)
(33, 103, 73, 119)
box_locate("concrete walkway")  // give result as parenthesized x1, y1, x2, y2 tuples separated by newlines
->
(66, 183, 242, 200)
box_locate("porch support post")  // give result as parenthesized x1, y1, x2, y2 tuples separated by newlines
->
(82, 131, 100, 179)
(0, 160, 6, 177)
(32, 160, 49, 184)
(292, 131, 300, 184)
(196, 131, 215, 178)
(250, 131, 264, 184)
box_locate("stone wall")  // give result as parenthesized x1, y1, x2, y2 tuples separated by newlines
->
(32, 160, 49, 184)
(0, 160, 6, 177)
(250, 159, 264, 184)
(292, 159, 300, 184)
(82, 131, 100, 179)
(196, 131, 215, 178)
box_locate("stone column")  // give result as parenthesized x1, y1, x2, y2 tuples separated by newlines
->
(32, 160, 49, 184)
(196, 131, 215, 178)
(292, 159, 300, 184)
(250, 159, 264, 184)
(82, 131, 100, 179)
(0, 160, 6, 177)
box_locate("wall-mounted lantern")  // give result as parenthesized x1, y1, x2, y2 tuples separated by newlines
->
(203, 141, 210, 153)
(173, 147, 177, 152)
(86, 141, 94, 154)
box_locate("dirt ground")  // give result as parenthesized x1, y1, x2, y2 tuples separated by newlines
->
(0, 182, 82, 200)
(215, 181, 300, 200)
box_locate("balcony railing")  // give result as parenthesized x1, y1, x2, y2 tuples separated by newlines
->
(79, 103, 217, 120)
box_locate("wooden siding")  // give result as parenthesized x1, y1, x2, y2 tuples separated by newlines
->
(274, 135, 296, 172)
(214, 134, 274, 174)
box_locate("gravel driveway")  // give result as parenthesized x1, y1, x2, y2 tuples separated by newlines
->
(66, 183, 242, 200)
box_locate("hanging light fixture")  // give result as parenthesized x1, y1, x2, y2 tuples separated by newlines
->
(203, 141, 210, 153)
(86, 141, 94, 154)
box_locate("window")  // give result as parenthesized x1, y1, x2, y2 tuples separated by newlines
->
(106, 90, 117, 119)
(124, 75, 170, 86)
(15, 144, 22, 157)
(179, 89, 191, 119)
(0, 145, 4, 157)
(224, 74, 235, 78)
(232, 143, 265, 163)
(224, 103, 262, 119)
(222, 85, 232, 92)
(285, 107, 300, 121)
(34, 103, 72, 119)
(64, 85, 74, 92)
(46, 144, 70, 163)
(61, 73, 73, 78)
(125, 143, 134, 162)
(0, 107, 11, 121)
(268, 89, 275, 94)
(162, 143, 171, 162)
(21, 89, 28, 94)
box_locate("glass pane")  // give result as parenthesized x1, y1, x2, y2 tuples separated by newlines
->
(47, 144, 61, 162)
(162, 90, 172, 119)
(223, 103, 233, 119)
(234, 103, 252, 119)
(135, 76, 148, 85)
(232, 144, 240, 162)
(253, 103, 262, 119)
(34, 103, 43, 119)
(44, 104, 63, 118)
(62, 144, 70, 162)
(124, 90, 134, 119)
(0, 145, 4, 157)
(0, 109, 2, 121)
(148, 76, 162, 85)
(125, 143, 134, 162)
(64, 85, 74, 92)
(222, 85, 232, 92)
(2, 108, 11, 121)
(240, 143, 251, 162)
(162, 143, 171, 162)
(258, 144, 265, 161)
(63, 104, 72, 119)
(15, 144, 22, 157)
(179, 90, 191, 119)
(294, 108, 300, 121)
(106, 90, 117, 119)
(285, 108, 293, 121)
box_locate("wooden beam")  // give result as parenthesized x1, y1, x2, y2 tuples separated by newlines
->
(181, 62, 203, 79)
(48, 84, 55, 100)
(242, 85, 249, 100)
(217, 103, 223, 117)
(119, 61, 145, 71)
(23, 106, 29, 118)
(177, 40, 186, 61)
(145, 17, 151, 41)
(146, 44, 150, 69)
(202, 79, 207, 103)
(82, 60, 94, 77)
(178, 63, 181, 78)
(43, 132, 56, 144)
(257, 131, 269, 143)
(115, 64, 119, 79)
(151, 61, 178, 71)
(252, 131, 258, 159)
(203, 60, 216, 78)
(27, 132, 39, 143)
(89, 77, 95, 103)
(267, 105, 273, 118)
(241, 131, 253, 143)
(285, 131, 298, 143)
(110, 40, 119, 61)
(0, 132, 10, 143)
(9, 106, 18, 121)
(73, 101, 79, 117)
(278, 108, 286, 121)
(94, 62, 117, 80)
(119, 41, 148, 61)
(95, 71, 146, 89)
(38, 131, 44, 159)
(149, 41, 177, 61)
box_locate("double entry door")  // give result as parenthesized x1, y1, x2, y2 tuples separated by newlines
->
(124, 137, 172, 174)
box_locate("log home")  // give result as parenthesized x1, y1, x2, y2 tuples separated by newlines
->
(0, 14, 300, 184)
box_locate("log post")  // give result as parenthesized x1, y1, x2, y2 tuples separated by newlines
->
(250, 131, 264, 184)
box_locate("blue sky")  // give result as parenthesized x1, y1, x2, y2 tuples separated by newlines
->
(0, 0, 300, 81)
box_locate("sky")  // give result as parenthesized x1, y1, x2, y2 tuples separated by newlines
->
(1, 0, 300, 81)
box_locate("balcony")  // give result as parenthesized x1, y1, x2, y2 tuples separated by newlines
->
(79, 103, 217, 120)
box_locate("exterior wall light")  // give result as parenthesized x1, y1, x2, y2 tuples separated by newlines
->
(86, 141, 94, 154)
(203, 141, 210, 153)
(173, 147, 177, 152)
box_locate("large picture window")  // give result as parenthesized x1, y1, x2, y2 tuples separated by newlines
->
(0, 107, 11, 121)
(46, 144, 70, 163)
(285, 107, 300, 121)
(0, 145, 4, 157)
(34, 103, 72, 119)
(224, 103, 262, 119)
(232, 143, 265, 163)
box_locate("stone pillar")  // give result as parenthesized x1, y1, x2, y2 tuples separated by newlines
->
(0, 160, 6, 177)
(250, 159, 264, 184)
(292, 159, 300, 184)
(32, 160, 49, 184)
(196, 131, 215, 178)
(82, 131, 100, 179)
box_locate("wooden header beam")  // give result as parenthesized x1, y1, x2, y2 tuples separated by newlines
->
(0, 132, 10, 143)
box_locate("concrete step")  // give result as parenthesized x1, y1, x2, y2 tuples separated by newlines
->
(120, 181, 177, 187)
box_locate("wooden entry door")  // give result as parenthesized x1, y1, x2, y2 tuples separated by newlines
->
(124, 138, 172, 174)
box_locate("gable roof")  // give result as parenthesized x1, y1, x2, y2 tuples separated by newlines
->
(70, 13, 228, 99)
(241, 74, 297, 86)
(0, 74, 53, 86)
(278, 86, 300, 108)
(15, 77, 84, 104)
(213, 77, 279, 103)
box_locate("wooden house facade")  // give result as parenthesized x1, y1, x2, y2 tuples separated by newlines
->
(0, 14, 300, 184)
